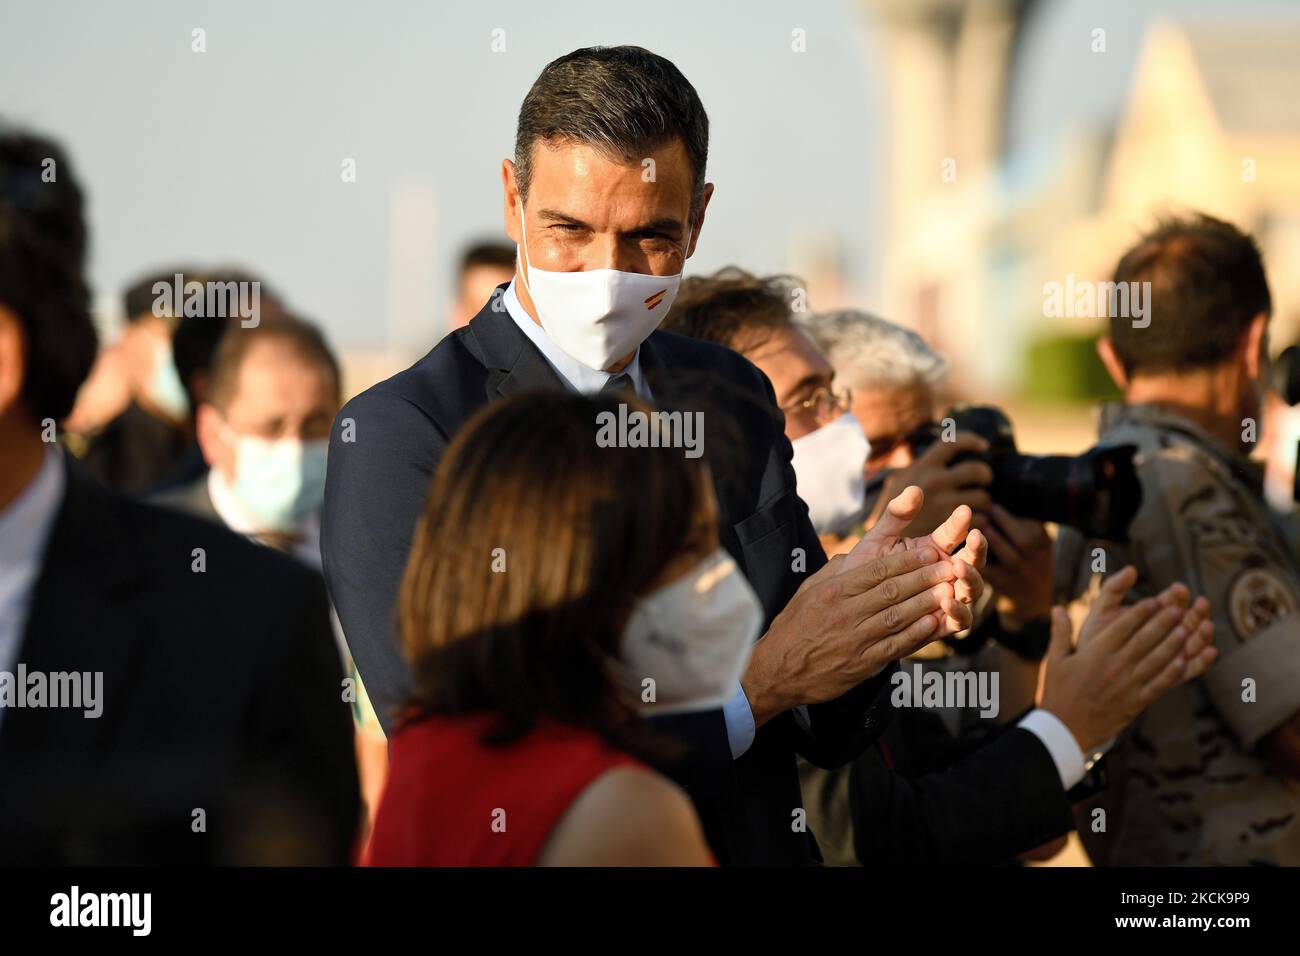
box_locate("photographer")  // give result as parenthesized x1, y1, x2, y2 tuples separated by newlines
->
(805, 310, 1058, 728)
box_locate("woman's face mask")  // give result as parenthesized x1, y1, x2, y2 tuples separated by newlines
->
(616, 547, 763, 714)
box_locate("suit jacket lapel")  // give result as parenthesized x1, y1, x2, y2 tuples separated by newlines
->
(639, 332, 760, 573)
(639, 331, 674, 398)
(464, 286, 568, 399)
(641, 331, 725, 413)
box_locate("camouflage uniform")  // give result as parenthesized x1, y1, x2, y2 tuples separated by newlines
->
(1057, 403, 1300, 865)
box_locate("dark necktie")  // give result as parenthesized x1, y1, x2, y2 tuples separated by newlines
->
(603, 372, 635, 395)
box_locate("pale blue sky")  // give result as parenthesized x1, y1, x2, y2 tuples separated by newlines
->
(1, 0, 1289, 353)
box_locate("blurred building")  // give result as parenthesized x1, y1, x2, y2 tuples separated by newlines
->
(860, 0, 1300, 395)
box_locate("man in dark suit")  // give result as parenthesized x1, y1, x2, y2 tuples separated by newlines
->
(321, 46, 987, 865)
(0, 125, 359, 864)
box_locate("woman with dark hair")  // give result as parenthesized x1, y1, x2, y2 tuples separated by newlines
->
(365, 391, 759, 866)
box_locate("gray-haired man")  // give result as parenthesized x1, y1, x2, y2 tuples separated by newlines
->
(806, 309, 1057, 665)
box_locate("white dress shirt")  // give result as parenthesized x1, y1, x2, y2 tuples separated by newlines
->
(1017, 707, 1096, 790)
(0, 446, 67, 728)
(503, 279, 758, 759)
(207, 468, 324, 571)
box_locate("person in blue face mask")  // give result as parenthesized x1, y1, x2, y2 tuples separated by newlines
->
(154, 312, 392, 835)
(74, 270, 197, 495)
(156, 313, 337, 559)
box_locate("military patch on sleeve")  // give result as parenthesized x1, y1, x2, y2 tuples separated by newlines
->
(1228, 568, 1299, 639)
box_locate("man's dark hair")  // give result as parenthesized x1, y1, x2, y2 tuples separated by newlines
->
(0, 125, 97, 424)
(207, 314, 341, 411)
(1109, 213, 1272, 376)
(124, 266, 284, 324)
(458, 241, 516, 278)
(122, 266, 200, 322)
(514, 46, 709, 215)
(169, 267, 287, 410)
(661, 266, 801, 352)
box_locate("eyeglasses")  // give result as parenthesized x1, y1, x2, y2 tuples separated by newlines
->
(780, 385, 852, 421)
(865, 433, 908, 464)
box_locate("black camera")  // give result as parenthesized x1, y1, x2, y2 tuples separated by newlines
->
(907, 405, 1142, 540)
(1274, 344, 1300, 406)
(1273, 344, 1300, 503)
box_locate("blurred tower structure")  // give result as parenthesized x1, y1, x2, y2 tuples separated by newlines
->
(858, 0, 1040, 392)
(864, 0, 1033, 241)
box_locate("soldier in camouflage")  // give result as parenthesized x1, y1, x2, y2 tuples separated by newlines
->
(1058, 213, 1300, 865)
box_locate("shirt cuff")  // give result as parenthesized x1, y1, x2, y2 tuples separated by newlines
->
(723, 682, 757, 759)
(1017, 708, 1087, 790)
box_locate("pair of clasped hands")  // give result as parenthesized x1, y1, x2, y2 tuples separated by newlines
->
(743, 486, 1217, 751)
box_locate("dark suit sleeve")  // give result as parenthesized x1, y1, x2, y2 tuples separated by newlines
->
(320, 388, 448, 733)
(240, 569, 361, 864)
(743, 362, 897, 769)
(848, 727, 1074, 866)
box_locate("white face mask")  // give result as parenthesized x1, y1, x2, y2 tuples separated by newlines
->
(147, 337, 190, 420)
(790, 412, 871, 534)
(224, 430, 329, 533)
(617, 548, 762, 714)
(517, 203, 691, 371)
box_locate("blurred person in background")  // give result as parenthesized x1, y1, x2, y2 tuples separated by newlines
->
(155, 314, 338, 559)
(367, 391, 735, 866)
(324, 45, 989, 866)
(73, 269, 196, 494)
(805, 308, 1056, 723)
(152, 314, 389, 835)
(448, 240, 516, 331)
(1062, 213, 1300, 865)
(662, 268, 871, 553)
(61, 326, 130, 436)
(809, 309, 1057, 642)
(150, 268, 289, 494)
(663, 267, 1216, 864)
(807, 311, 980, 541)
(1262, 341, 1300, 521)
(153, 307, 237, 493)
(69, 267, 289, 496)
(0, 124, 359, 864)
